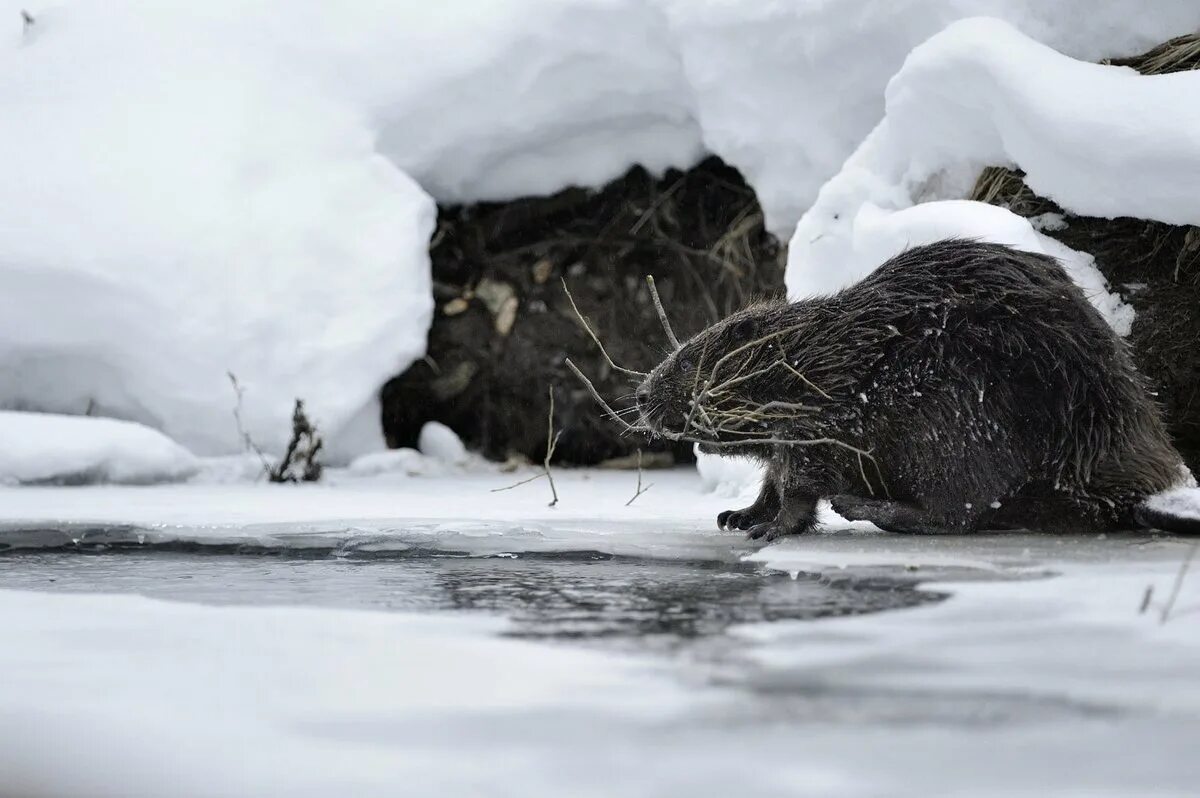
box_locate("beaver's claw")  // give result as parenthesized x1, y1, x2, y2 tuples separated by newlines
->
(745, 516, 816, 542)
(718, 505, 777, 531)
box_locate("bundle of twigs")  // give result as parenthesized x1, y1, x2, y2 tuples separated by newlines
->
(562, 277, 885, 495)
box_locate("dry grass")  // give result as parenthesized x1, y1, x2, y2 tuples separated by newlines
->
(1102, 32, 1200, 75)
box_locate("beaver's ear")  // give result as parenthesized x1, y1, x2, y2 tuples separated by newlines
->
(732, 316, 758, 340)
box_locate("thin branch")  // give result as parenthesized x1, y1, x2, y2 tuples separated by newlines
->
(490, 471, 547, 493)
(1161, 542, 1198, 624)
(646, 275, 681, 349)
(490, 386, 562, 507)
(227, 371, 273, 481)
(565, 358, 650, 433)
(561, 278, 647, 378)
(545, 387, 560, 507)
(625, 449, 654, 506)
(779, 361, 834, 401)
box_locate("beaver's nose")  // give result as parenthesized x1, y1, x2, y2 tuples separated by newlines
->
(635, 384, 651, 408)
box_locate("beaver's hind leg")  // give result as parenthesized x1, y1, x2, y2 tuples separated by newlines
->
(717, 472, 781, 531)
(829, 495, 980, 535)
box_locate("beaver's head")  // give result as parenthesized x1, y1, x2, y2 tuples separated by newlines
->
(636, 299, 787, 441)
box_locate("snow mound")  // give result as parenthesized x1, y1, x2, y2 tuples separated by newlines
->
(694, 445, 762, 500)
(0, 411, 198, 485)
(0, 4, 434, 458)
(346, 448, 432, 479)
(786, 16, 1199, 329)
(663, 1, 1200, 234)
(417, 422, 470, 466)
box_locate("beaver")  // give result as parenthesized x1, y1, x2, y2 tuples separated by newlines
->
(634, 239, 1198, 538)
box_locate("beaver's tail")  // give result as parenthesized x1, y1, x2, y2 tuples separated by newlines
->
(1135, 487, 1200, 535)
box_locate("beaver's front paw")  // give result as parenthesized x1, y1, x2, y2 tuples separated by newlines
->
(718, 506, 776, 531)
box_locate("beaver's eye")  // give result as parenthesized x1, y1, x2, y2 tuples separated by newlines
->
(678, 354, 694, 373)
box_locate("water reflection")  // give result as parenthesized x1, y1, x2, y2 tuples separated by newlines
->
(0, 551, 943, 642)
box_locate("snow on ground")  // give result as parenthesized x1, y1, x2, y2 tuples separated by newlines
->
(1145, 485, 1200, 522)
(0, 468, 756, 562)
(0, 411, 197, 485)
(1, 472, 1199, 796)
(5, 3, 1200, 459)
(786, 17, 1199, 327)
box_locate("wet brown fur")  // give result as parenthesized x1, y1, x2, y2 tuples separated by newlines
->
(636, 239, 1191, 538)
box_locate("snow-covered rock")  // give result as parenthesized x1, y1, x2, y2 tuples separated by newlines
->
(786, 17, 1200, 330)
(346, 448, 431, 478)
(417, 422, 470, 467)
(0, 411, 198, 485)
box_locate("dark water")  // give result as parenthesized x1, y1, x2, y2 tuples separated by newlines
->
(0, 549, 944, 643)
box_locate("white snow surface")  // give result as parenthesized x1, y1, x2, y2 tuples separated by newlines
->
(1144, 486, 1200, 523)
(786, 17, 1200, 329)
(659, 0, 1200, 235)
(0, 3, 435, 458)
(5, 3, 1200, 461)
(2, 470, 1200, 795)
(0, 411, 197, 485)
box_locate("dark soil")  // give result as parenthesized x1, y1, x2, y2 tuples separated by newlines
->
(380, 156, 785, 465)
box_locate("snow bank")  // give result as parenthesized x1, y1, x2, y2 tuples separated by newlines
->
(5, 2, 1200, 461)
(0, 3, 434, 457)
(786, 16, 1200, 330)
(0, 411, 197, 485)
(661, 0, 1200, 234)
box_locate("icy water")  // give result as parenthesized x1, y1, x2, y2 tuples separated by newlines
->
(0, 548, 943, 644)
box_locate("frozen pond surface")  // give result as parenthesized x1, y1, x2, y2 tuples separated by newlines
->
(0, 551, 944, 643)
(1, 470, 1199, 797)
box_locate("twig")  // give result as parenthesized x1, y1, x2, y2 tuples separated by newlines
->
(490, 386, 562, 507)
(545, 386, 561, 507)
(490, 472, 546, 492)
(780, 361, 834, 401)
(1160, 542, 1198, 624)
(625, 449, 654, 506)
(629, 176, 686, 235)
(227, 372, 273, 481)
(561, 278, 646, 378)
(565, 358, 650, 433)
(646, 275, 681, 349)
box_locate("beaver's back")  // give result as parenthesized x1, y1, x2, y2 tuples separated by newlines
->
(824, 240, 1182, 521)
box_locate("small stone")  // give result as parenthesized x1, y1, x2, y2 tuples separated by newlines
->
(531, 258, 554, 285)
(494, 296, 519, 336)
(475, 278, 516, 317)
(442, 297, 469, 316)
